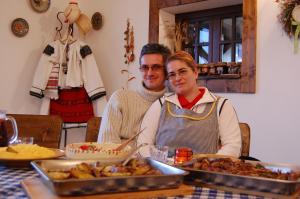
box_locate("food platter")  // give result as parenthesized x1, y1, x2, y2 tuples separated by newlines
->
(0, 147, 64, 167)
(178, 156, 300, 196)
(31, 158, 188, 196)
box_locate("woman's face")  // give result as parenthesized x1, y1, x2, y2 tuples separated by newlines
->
(167, 60, 198, 96)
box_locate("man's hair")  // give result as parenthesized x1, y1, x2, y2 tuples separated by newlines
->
(139, 43, 171, 65)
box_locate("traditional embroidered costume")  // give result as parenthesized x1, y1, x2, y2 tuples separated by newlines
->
(30, 39, 107, 122)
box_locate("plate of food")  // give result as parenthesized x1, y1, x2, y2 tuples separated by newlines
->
(0, 144, 64, 167)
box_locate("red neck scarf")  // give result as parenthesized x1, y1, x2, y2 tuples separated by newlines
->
(178, 88, 205, 109)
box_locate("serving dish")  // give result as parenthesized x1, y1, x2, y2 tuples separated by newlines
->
(31, 158, 188, 196)
(0, 147, 64, 167)
(179, 157, 300, 195)
(65, 142, 132, 163)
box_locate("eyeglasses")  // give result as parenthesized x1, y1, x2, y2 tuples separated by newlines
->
(139, 64, 164, 72)
(167, 68, 189, 80)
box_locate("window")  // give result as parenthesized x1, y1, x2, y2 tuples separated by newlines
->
(176, 5, 243, 64)
(149, 0, 256, 93)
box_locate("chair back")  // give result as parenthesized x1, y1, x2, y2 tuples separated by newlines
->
(85, 117, 101, 142)
(7, 114, 63, 148)
(239, 122, 250, 157)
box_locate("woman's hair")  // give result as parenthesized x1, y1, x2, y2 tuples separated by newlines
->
(166, 51, 197, 71)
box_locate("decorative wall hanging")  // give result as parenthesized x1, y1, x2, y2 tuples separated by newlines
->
(63, 1, 92, 36)
(11, 18, 29, 37)
(124, 19, 135, 64)
(121, 19, 135, 88)
(29, 0, 50, 13)
(64, 1, 81, 24)
(276, 0, 300, 53)
(175, 21, 188, 52)
(91, 12, 103, 30)
(76, 13, 92, 35)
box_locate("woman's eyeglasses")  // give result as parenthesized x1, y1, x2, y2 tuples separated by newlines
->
(139, 64, 163, 72)
(167, 68, 189, 80)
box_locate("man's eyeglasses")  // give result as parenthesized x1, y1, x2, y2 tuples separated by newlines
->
(167, 68, 189, 80)
(139, 64, 164, 72)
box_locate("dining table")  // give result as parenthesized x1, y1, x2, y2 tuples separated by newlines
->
(0, 164, 278, 199)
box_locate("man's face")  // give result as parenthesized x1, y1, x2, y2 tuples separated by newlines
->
(140, 54, 166, 91)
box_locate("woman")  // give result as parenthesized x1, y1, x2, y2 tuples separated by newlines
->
(137, 51, 241, 158)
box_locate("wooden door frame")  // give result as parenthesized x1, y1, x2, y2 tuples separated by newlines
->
(149, 0, 256, 93)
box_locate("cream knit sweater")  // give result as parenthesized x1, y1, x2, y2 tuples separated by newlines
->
(97, 84, 165, 143)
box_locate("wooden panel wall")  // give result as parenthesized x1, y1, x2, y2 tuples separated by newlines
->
(149, 0, 256, 93)
(241, 0, 256, 93)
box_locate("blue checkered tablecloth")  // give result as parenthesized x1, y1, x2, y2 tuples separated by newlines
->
(0, 164, 271, 199)
(0, 165, 38, 199)
(164, 187, 266, 199)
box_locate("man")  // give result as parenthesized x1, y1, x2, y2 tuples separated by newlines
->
(97, 43, 171, 143)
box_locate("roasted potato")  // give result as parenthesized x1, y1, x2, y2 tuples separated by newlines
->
(48, 171, 71, 180)
(70, 168, 95, 179)
(76, 163, 93, 174)
(102, 171, 131, 177)
(45, 159, 162, 179)
(93, 166, 104, 177)
(132, 165, 151, 175)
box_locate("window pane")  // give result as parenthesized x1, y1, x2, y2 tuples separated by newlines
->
(236, 16, 243, 40)
(221, 44, 232, 62)
(198, 45, 209, 64)
(199, 21, 209, 43)
(235, 43, 242, 62)
(186, 23, 196, 45)
(221, 18, 232, 41)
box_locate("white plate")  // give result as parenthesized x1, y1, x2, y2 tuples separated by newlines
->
(65, 142, 132, 163)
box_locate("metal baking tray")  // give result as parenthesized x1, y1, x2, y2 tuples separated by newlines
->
(180, 159, 300, 195)
(31, 158, 188, 196)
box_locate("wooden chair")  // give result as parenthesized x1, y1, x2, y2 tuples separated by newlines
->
(85, 117, 101, 142)
(239, 122, 250, 157)
(7, 114, 63, 148)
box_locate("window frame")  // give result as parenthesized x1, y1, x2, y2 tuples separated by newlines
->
(149, 0, 256, 93)
(176, 5, 243, 64)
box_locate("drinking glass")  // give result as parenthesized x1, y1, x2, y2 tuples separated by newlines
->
(17, 137, 34, 144)
(150, 145, 169, 163)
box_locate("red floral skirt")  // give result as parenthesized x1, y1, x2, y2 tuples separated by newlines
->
(50, 87, 94, 123)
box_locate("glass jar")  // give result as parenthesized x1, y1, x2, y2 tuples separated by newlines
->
(174, 147, 193, 164)
(0, 110, 18, 147)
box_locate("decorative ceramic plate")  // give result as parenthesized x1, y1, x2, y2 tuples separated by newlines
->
(29, 0, 50, 13)
(91, 12, 103, 30)
(11, 18, 29, 37)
